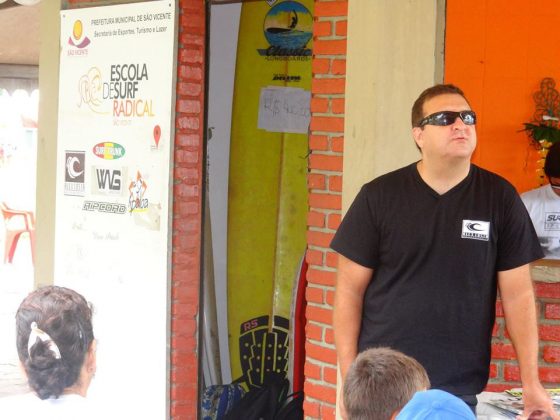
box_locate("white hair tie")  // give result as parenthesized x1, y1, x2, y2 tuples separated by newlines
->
(28, 322, 62, 360)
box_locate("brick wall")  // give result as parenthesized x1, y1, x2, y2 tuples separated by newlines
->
(171, 1, 205, 419)
(304, 1, 348, 418)
(488, 285, 560, 391)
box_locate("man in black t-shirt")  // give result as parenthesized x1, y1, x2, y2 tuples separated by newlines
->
(331, 84, 557, 418)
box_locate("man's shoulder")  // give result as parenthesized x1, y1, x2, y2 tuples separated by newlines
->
(521, 185, 558, 207)
(362, 163, 416, 190)
(521, 185, 547, 200)
(471, 164, 517, 191)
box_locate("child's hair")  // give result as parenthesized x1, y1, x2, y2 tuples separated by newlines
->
(15, 286, 94, 399)
(343, 347, 430, 420)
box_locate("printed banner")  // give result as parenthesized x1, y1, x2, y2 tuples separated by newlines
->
(55, 2, 175, 417)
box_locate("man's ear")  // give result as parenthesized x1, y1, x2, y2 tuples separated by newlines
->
(412, 127, 423, 150)
(390, 409, 401, 420)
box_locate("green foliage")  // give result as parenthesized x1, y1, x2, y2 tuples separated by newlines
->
(521, 122, 560, 144)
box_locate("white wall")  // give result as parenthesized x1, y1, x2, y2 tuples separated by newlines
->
(342, 0, 445, 211)
(35, 0, 60, 287)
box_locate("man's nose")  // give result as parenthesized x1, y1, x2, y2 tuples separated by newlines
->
(452, 116, 467, 129)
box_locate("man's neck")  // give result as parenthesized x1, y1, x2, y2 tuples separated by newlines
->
(417, 158, 471, 195)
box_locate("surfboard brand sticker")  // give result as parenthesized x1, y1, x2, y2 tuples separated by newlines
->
(258, 1, 313, 58)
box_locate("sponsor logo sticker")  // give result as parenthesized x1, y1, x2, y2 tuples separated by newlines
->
(258, 1, 312, 60)
(461, 220, 490, 241)
(64, 151, 85, 196)
(93, 142, 125, 160)
(128, 171, 149, 213)
(91, 166, 127, 196)
(83, 201, 126, 214)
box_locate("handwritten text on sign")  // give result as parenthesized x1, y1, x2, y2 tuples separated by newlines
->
(257, 86, 311, 134)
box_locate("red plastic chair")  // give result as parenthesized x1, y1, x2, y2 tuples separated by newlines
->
(0, 202, 35, 264)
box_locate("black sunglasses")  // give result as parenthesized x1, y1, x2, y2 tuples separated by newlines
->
(418, 110, 477, 127)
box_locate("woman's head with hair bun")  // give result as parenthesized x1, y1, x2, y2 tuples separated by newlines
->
(15, 286, 95, 400)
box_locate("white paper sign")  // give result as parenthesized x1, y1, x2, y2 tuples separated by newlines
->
(55, 2, 175, 418)
(258, 86, 311, 133)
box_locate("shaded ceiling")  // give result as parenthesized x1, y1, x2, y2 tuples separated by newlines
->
(0, 3, 39, 65)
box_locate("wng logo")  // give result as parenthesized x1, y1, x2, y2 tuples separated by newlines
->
(91, 167, 127, 196)
(97, 169, 120, 190)
(461, 220, 490, 241)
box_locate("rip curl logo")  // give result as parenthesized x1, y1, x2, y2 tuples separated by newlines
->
(64, 151, 85, 196)
(461, 220, 490, 241)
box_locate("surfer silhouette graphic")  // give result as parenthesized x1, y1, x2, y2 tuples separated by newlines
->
(289, 10, 298, 29)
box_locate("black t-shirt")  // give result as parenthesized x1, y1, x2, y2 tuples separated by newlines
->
(331, 163, 543, 395)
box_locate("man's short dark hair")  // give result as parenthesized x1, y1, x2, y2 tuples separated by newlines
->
(343, 347, 430, 420)
(411, 84, 471, 127)
(545, 141, 560, 178)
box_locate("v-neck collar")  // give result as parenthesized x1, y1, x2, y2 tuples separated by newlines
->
(411, 162, 473, 198)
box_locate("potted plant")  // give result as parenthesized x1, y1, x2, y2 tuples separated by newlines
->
(521, 78, 560, 184)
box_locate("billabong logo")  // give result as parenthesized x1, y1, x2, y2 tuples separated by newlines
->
(68, 20, 91, 49)
(258, 1, 312, 59)
(93, 142, 125, 160)
(64, 151, 85, 196)
(461, 220, 490, 241)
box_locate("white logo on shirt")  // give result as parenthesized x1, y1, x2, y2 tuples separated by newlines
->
(545, 213, 560, 231)
(461, 220, 490, 241)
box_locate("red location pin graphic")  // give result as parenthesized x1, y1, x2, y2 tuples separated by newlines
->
(153, 125, 161, 148)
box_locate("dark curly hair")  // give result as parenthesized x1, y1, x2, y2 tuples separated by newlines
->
(411, 84, 471, 128)
(15, 286, 94, 400)
(545, 141, 560, 178)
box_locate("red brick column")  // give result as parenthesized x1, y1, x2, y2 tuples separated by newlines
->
(488, 284, 560, 391)
(170, 1, 205, 419)
(305, 1, 348, 418)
